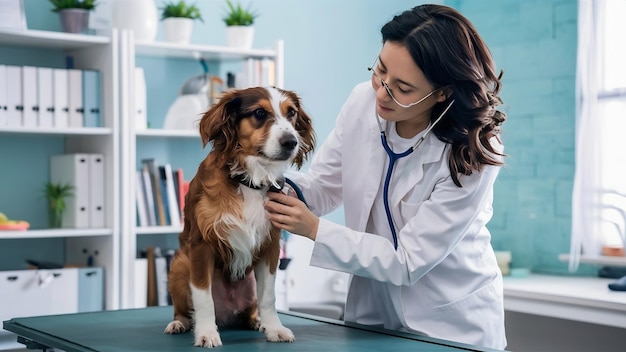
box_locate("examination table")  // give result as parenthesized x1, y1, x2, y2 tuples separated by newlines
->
(3, 306, 504, 351)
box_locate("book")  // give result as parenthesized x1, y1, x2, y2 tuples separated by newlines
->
(135, 170, 149, 227)
(154, 247, 169, 306)
(141, 164, 157, 226)
(142, 158, 166, 226)
(163, 164, 181, 227)
(146, 246, 157, 306)
(173, 168, 183, 221)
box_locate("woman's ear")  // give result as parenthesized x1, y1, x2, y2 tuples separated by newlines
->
(436, 87, 452, 102)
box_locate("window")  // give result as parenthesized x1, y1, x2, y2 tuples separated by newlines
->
(570, 0, 626, 270)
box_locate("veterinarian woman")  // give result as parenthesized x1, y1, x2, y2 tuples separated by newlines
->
(265, 4, 507, 350)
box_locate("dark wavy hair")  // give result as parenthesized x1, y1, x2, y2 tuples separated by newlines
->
(381, 4, 506, 187)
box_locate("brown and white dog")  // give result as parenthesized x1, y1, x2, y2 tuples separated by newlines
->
(164, 86, 315, 348)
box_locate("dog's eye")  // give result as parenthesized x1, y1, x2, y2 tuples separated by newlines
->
(286, 108, 297, 119)
(253, 109, 267, 120)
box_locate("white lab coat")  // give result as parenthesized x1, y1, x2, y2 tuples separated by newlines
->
(288, 81, 507, 350)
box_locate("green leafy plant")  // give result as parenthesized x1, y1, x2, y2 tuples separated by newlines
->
(42, 182, 75, 228)
(160, 1, 203, 21)
(49, 0, 97, 12)
(223, 0, 258, 26)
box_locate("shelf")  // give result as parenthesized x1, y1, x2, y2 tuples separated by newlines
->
(0, 228, 113, 239)
(559, 254, 626, 267)
(136, 226, 183, 235)
(0, 126, 113, 136)
(135, 41, 278, 60)
(136, 129, 199, 138)
(0, 29, 110, 49)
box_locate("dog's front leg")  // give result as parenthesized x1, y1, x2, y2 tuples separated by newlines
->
(190, 244, 222, 348)
(254, 260, 295, 342)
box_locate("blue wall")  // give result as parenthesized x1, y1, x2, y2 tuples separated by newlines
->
(445, 0, 591, 275)
(8, 0, 591, 275)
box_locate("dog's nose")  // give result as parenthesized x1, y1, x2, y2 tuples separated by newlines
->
(280, 134, 298, 151)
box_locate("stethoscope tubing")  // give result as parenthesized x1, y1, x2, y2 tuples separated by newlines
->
(377, 99, 455, 250)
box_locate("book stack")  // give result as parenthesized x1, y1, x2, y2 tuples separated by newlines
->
(50, 153, 105, 228)
(134, 246, 175, 308)
(136, 158, 189, 227)
(0, 65, 101, 129)
(238, 58, 276, 88)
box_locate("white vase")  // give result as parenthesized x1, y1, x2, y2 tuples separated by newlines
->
(162, 18, 194, 44)
(110, 0, 158, 42)
(226, 26, 255, 49)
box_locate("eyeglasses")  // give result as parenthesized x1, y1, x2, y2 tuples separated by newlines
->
(368, 56, 437, 109)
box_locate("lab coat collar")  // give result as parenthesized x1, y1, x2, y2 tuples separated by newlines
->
(360, 117, 446, 230)
(390, 129, 445, 207)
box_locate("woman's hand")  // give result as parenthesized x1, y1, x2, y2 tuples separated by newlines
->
(265, 191, 319, 241)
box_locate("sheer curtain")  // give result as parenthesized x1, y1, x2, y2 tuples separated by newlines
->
(569, 0, 604, 271)
(570, 0, 626, 271)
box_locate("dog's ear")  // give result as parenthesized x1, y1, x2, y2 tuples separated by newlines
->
(199, 90, 241, 151)
(292, 97, 316, 170)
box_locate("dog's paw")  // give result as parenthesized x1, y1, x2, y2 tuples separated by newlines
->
(250, 315, 261, 331)
(261, 325, 295, 343)
(164, 320, 188, 334)
(194, 328, 223, 348)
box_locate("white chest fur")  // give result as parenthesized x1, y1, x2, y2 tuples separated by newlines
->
(227, 186, 271, 280)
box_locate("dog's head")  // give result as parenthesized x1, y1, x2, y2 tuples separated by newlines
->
(199, 87, 315, 172)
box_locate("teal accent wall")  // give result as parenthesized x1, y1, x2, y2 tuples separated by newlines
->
(445, 0, 592, 275)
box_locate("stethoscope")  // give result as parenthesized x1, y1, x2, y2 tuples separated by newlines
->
(376, 98, 455, 250)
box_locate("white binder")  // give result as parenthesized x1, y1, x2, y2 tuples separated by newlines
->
(21, 66, 38, 127)
(37, 67, 54, 128)
(50, 154, 90, 228)
(5, 65, 22, 127)
(68, 69, 83, 127)
(53, 68, 69, 128)
(88, 153, 105, 228)
(0, 65, 7, 127)
(134, 67, 147, 130)
(133, 258, 148, 308)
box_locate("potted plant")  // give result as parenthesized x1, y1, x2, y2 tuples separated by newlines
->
(42, 182, 75, 228)
(49, 0, 97, 34)
(159, 1, 202, 44)
(222, 0, 258, 49)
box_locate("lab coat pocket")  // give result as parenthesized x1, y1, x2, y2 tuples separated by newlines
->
(430, 283, 505, 348)
(399, 200, 421, 225)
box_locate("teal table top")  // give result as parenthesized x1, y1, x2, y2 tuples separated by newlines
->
(3, 306, 503, 352)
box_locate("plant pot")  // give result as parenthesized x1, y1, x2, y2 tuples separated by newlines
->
(59, 9, 90, 34)
(110, 0, 158, 42)
(162, 17, 194, 44)
(48, 206, 63, 229)
(226, 25, 255, 49)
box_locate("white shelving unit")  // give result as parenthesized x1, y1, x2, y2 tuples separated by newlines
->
(0, 28, 121, 349)
(117, 30, 285, 308)
(0, 27, 287, 337)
